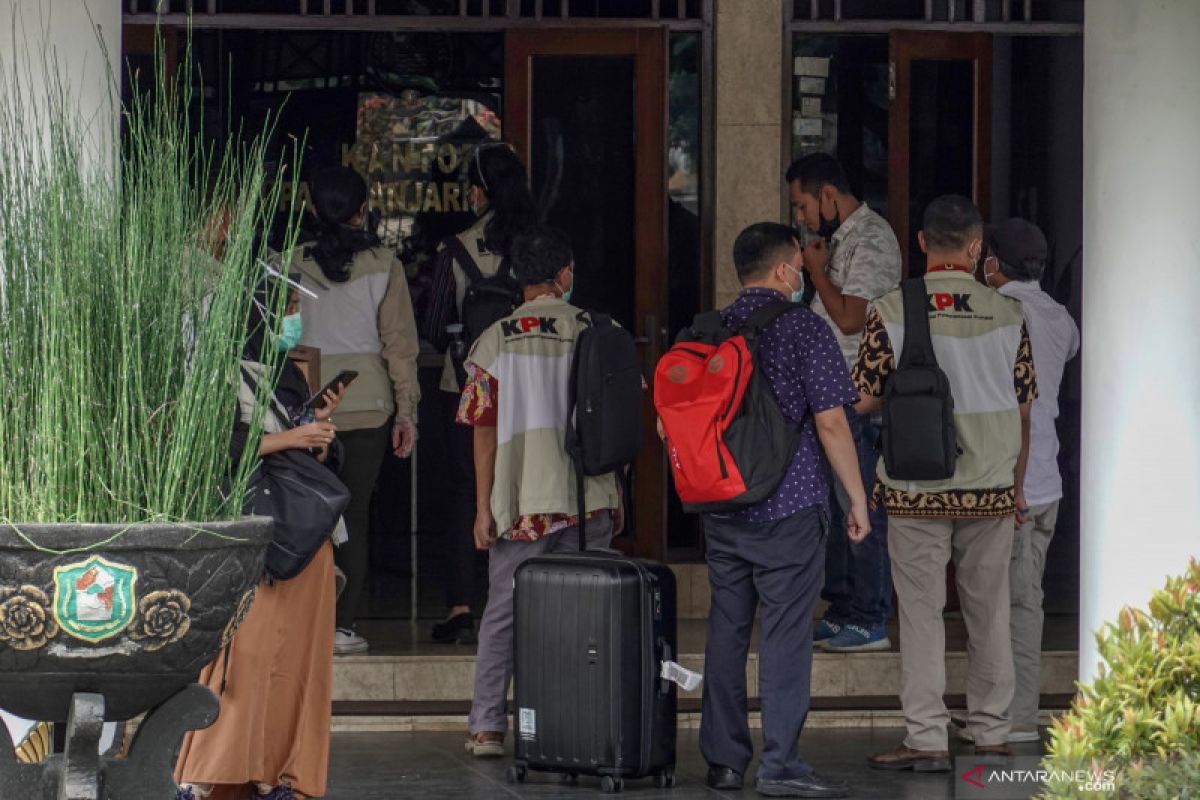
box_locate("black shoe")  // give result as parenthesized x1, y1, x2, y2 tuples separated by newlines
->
(706, 764, 744, 790)
(431, 612, 475, 644)
(756, 771, 849, 798)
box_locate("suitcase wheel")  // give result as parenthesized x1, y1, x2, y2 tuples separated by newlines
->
(600, 775, 624, 793)
(654, 768, 677, 789)
(560, 773, 579, 785)
(506, 764, 527, 784)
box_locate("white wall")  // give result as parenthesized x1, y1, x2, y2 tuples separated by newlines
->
(1081, 0, 1200, 680)
(0, 0, 121, 166)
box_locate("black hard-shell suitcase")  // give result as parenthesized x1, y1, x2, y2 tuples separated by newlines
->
(509, 550, 678, 793)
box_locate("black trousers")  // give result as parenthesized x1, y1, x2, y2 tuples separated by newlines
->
(699, 506, 827, 781)
(440, 391, 488, 609)
(334, 423, 390, 630)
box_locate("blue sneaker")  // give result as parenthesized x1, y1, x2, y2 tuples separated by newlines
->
(822, 622, 891, 652)
(812, 618, 843, 646)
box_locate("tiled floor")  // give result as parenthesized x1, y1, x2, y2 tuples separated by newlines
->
(323, 728, 1047, 799)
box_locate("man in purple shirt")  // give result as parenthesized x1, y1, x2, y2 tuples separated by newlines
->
(699, 223, 869, 798)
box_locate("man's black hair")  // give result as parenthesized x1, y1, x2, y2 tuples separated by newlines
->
(922, 194, 983, 252)
(995, 256, 1045, 283)
(510, 225, 574, 288)
(733, 222, 799, 284)
(785, 152, 853, 197)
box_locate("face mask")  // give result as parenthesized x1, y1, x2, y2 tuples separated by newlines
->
(555, 269, 575, 303)
(816, 195, 841, 240)
(275, 313, 303, 352)
(783, 266, 805, 304)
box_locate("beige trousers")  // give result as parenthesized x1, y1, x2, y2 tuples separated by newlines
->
(889, 515, 1015, 750)
(1008, 500, 1060, 727)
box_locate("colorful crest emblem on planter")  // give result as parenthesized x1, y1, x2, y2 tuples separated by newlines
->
(52, 556, 138, 643)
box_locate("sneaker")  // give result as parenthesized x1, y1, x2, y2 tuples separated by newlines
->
(812, 619, 842, 646)
(465, 731, 505, 758)
(175, 789, 197, 800)
(334, 627, 369, 655)
(821, 623, 890, 652)
(431, 612, 476, 645)
(1007, 724, 1041, 743)
(254, 786, 296, 800)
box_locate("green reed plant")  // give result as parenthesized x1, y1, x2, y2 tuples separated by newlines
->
(0, 24, 298, 533)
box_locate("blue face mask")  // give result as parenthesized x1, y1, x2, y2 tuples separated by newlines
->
(275, 313, 303, 352)
(784, 266, 805, 304)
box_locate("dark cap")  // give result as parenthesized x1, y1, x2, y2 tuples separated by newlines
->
(984, 218, 1047, 268)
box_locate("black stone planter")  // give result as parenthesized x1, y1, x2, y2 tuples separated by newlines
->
(0, 517, 272, 799)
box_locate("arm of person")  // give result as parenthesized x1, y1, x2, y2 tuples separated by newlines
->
(1014, 401, 1032, 525)
(472, 425, 499, 550)
(1012, 323, 1039, 525)
(814, 408, 870, 542)
(850, 306, 893, 416)
(802, 239, 870, 336)
(379, 257, 422, 456)
(258, 421, 338, 456)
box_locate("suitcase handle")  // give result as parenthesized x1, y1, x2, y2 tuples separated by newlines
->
(658, 638, 672, 695)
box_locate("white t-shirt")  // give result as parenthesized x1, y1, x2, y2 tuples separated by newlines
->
(999, 280, 1080, 506)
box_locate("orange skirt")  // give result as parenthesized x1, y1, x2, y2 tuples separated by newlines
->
(175, 541, 335, 799)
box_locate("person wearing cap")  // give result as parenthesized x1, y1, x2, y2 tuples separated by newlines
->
(980, 218, 1080, 743)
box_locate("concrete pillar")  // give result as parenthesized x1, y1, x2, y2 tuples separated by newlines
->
(713, 0, 786, 307)
(0, 0, 122, 167)
(1080, 0, 1200, 680)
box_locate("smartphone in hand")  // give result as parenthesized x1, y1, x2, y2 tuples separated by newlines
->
(304, 370, 358, 411)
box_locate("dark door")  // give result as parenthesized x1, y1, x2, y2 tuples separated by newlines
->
(889, 31, 992, 276)
(505, 29, 669, 560)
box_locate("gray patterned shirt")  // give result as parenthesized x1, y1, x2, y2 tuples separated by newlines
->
(810, 203, 902, 367)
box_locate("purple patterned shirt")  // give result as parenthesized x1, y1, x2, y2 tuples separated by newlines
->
(718, 288, 859, 522)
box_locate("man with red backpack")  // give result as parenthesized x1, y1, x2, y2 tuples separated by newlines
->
(660, 223, 868, 798)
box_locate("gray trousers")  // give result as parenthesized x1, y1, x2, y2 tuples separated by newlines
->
(467, 513, 613, 734)
(1008, 500, 1059, 727)
(889, 515, 1015, 750)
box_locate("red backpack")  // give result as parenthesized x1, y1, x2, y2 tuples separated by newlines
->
(654, 301, 800, 513)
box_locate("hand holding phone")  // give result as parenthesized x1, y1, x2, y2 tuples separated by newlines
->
(305, 370, 358, 412)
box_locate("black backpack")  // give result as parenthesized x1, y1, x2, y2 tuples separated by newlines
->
(881, 278, 959, 481)
(447, 236, 522, 342)
(439, 235, 522, 382)
(565, 312, 644, 544)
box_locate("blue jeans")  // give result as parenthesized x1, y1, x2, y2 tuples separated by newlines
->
(821, 408, 891, 627)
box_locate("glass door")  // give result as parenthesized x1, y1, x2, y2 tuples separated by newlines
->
(505, 28, 669, 560)
(888, 31, 992, 276)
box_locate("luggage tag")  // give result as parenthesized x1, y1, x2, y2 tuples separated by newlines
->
(660, 661, 703, 692)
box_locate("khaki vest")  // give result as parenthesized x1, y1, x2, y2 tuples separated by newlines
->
(465, 295, 619, 536)
(873, 271, 1026, 495)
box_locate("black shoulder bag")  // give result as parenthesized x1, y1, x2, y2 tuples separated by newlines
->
(880, 279, 959, 481)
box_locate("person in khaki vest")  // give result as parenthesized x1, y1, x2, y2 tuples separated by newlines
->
(422, 142, 537, 645)
(854, 195, 1037, 773)
(293, 166, 420, 656)
(456, 226, 621, 758)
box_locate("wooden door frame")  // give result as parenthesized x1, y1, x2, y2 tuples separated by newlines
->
(888, 31, 992, 277)
(505, 28, 670, 561)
